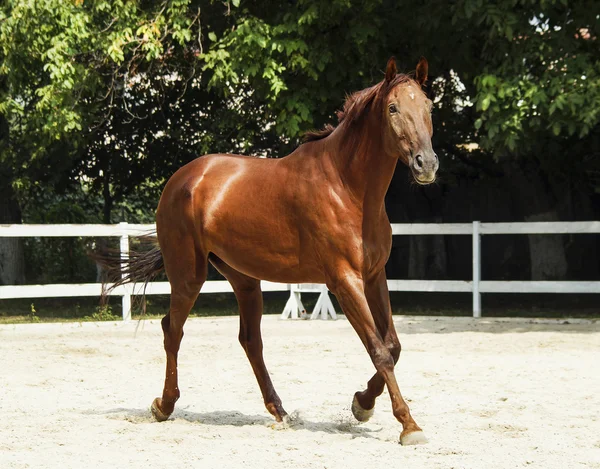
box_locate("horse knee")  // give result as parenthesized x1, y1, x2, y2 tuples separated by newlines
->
(239, 332, 262, 356)
(369, 345, 394, 372)
(238, 331, 246, 351)
(162, 313, 184, 353)
(238, 328, 251, 351)
(389, 339, 401, 364)
(161, 314, 170, 334)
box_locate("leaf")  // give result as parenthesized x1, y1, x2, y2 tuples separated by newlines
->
(208, 32, 217, 42)
(507, 136, 516, 152)
(481, 96, 491, 111)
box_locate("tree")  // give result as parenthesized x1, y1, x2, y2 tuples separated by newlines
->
(0, 0, 598, 285)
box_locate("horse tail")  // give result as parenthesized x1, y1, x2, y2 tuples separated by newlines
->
(95, 235, 165, 310)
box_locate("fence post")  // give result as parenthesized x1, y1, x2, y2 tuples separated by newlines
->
(281, 284, 305, 319)
(310, 286, 337, 320)
(472, 221, 481, 318)
(119, 222, 132, 321)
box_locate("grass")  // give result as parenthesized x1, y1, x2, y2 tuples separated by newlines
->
(0, 292, 293, 324)
(0, 291, 598, 324)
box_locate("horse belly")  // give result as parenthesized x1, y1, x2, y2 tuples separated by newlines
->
(208, 228, 324, 283)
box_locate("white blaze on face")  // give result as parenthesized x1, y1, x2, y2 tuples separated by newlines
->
(408, 86, 415, 100)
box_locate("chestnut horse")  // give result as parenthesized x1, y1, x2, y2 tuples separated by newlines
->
(114, 57, 438, 445)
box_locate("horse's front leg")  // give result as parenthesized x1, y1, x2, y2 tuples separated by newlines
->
(330, 271, 427, 445)
(351, 269, 401, 423)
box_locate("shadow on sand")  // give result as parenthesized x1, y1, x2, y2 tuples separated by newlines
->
(94, 407, 381, 439)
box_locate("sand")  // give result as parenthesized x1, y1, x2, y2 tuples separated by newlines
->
(1, 315, 599, 469)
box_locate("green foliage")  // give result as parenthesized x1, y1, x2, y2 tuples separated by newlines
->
(0, 0, 598, 230)
(85, 304, 119, 322)
(0, 0, 205, 201)
(461, 0, 600, 155)
(29, 303, 40, 323)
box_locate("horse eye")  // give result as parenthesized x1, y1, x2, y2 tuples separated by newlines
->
(389, 104, 398, 114)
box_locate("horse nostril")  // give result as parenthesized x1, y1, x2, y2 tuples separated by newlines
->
(415, 155, 424, 170)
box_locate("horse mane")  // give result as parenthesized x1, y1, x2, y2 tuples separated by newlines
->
(303, 73, 413, 143)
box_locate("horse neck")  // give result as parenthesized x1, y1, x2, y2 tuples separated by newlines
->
(328, 117, 398, 214)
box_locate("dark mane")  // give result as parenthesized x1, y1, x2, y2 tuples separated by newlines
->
(303, 73, 413, 143)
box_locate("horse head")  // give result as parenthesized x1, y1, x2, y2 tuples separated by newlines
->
(383, 57, 438, 185)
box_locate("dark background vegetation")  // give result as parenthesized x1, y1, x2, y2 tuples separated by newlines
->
(0, 0, 598, 320)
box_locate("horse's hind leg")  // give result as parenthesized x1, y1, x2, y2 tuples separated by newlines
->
(210, 255, 288, 422)
(151, 240, 206, 422)
(352, 269, 400, 422)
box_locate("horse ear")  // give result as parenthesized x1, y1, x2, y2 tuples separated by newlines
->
(415, 57, 428, 86)
(385, 57, 397, 83)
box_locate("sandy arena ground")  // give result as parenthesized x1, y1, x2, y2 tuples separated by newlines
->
(1, 315, 599, 469)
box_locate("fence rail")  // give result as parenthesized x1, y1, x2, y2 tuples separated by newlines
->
(0, 221, 598, 319)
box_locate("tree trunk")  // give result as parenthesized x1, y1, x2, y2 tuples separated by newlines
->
(0, 183, 25, 285)
(512, 163, 568, 280)
(407, 228, 447, 279)
(525, 211, 568, 280)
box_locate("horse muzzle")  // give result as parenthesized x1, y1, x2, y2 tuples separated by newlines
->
(411, 152, 439, 185)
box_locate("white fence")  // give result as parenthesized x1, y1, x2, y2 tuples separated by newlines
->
(392, 221, 600, 317)
(0, 221, 598, 319)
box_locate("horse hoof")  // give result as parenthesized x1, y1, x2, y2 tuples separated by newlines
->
(151, 398, 170, 422)
(400, 430, 428, 445)
(281, 414, 292, 426)
(351, 394, 374, 422)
